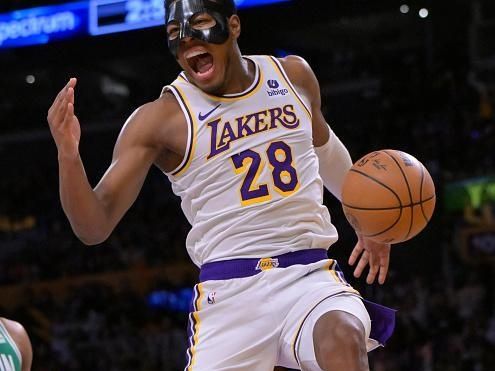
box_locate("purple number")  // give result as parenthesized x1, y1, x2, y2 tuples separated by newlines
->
(267, 141, 298, 193)
(231, 149, 269, 203)
(231, 141, 299, 205)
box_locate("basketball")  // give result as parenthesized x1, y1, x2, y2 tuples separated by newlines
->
(342, 149, 436, 244)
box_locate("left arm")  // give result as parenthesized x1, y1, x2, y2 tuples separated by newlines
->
(1, 318, 33, 371)
(277, 55, 351, 199)
(279, 55, 391, 284)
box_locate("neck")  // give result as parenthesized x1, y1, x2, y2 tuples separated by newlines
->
(219, 47, 254, 95)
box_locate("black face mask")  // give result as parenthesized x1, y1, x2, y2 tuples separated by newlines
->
(165, 0, 236, 58)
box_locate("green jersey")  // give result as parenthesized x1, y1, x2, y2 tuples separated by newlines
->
(0, 320, 21, 371)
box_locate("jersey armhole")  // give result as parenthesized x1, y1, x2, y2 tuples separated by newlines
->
(162, 84, 196, 178)
(267, 56, 313, 120)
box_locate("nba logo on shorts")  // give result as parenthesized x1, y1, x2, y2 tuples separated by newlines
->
(256, 258, 280, 271)
(267, 79, 279, 89)
(207, 291, 216, 304)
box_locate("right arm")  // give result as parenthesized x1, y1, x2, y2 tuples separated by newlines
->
(47, 79, 182, 245)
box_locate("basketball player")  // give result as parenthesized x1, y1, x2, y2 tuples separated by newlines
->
(47, 0, 395, 369)
(0, 318, 32, 371)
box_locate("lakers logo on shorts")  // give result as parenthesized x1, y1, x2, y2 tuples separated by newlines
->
(255, 257, 279, 271)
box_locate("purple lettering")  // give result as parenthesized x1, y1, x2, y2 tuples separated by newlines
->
(253, 110, 268, 133)
(207, 118, 231, 159)
(218, 121, 237, 147)
(268, 107, 283, 129)
(236, 115, 255, 138)
(281, 104, 300, 129)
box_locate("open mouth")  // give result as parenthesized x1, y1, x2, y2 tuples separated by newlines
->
(185, 49, 214, 77)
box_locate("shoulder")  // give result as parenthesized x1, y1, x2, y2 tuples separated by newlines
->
(1, 317, 29, 344)
(276, 55, 320, 103)
(276, 55, 312, 75)
(116, 91, 186, 150)
(122, 92, 183, 135)
(0, 318, 32, 369)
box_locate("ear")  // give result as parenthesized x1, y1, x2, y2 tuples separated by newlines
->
(229, 15, 241, 38)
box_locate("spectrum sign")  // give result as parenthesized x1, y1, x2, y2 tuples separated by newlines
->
(0, 1, 88, 48)
(0, 0, 291, 49)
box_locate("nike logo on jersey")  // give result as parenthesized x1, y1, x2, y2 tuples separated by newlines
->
(198, 104, 222, 121)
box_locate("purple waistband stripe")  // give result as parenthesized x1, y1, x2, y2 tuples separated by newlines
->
(199, 249, 328, 282)
(198, 249, 397, 347)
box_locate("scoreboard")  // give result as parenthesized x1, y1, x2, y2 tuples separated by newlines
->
(0, 0, 291, 49)
(89, 0, 165, 36)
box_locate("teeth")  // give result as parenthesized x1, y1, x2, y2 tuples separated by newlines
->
(185, 49, 207, 59)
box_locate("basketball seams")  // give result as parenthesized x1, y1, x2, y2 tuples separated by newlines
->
(343, 149, 435, 244)
(344, 168, 403, 240)
(343, 195, 435, 211)
(419, 163, 428, 222)
(346, 169, 403, 207)
(419, 164, 434, 223)
(343, 202, 403, 239)
(382, 150, 414, 240)
(366, 206, 403, 239)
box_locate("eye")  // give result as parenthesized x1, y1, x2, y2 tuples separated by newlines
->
(190, 13, 216, 30)
(166, 22, 180, 40)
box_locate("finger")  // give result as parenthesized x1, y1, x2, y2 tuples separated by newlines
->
(348, 242, 364, 266)
(57, 79, 74, 102)
(48, 88, 66, 120)
(64, 78, 77, 108)
(63, 102, 74, 125)
(353, 250, 369, 278)
(48, 80, 72, 120)
(67, 87, 75, 105)
(366, 261, 379, 284)
(378, 253, 390, 285)
(55, 94, 69, 125)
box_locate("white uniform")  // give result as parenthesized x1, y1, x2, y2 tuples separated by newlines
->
(162, 55, 384, 371)
(164, 55, 337, 267)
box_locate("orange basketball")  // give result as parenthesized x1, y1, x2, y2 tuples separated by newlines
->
(342, 149, 436, 244)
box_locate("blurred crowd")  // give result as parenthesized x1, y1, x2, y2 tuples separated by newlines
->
(0, 58, 492, 370)
(1, 283, 190, 370)
(0, 139, 190, 285)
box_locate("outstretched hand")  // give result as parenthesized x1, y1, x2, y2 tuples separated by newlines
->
(348, 234, 391, 285)
(47, 78, 81, 157)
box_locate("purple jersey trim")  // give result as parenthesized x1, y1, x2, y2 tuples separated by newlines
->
(199, 249, 328, 281)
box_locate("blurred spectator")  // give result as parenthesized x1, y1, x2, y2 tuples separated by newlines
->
(463, 185, 495, 226)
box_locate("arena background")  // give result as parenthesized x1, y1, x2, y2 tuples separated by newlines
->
(0, 0, 494, 370)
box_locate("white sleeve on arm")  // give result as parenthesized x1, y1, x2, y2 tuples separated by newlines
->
(315, 129, 353, 201)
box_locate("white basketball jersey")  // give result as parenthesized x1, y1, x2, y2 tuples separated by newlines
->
(163, 55, 338, 266)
